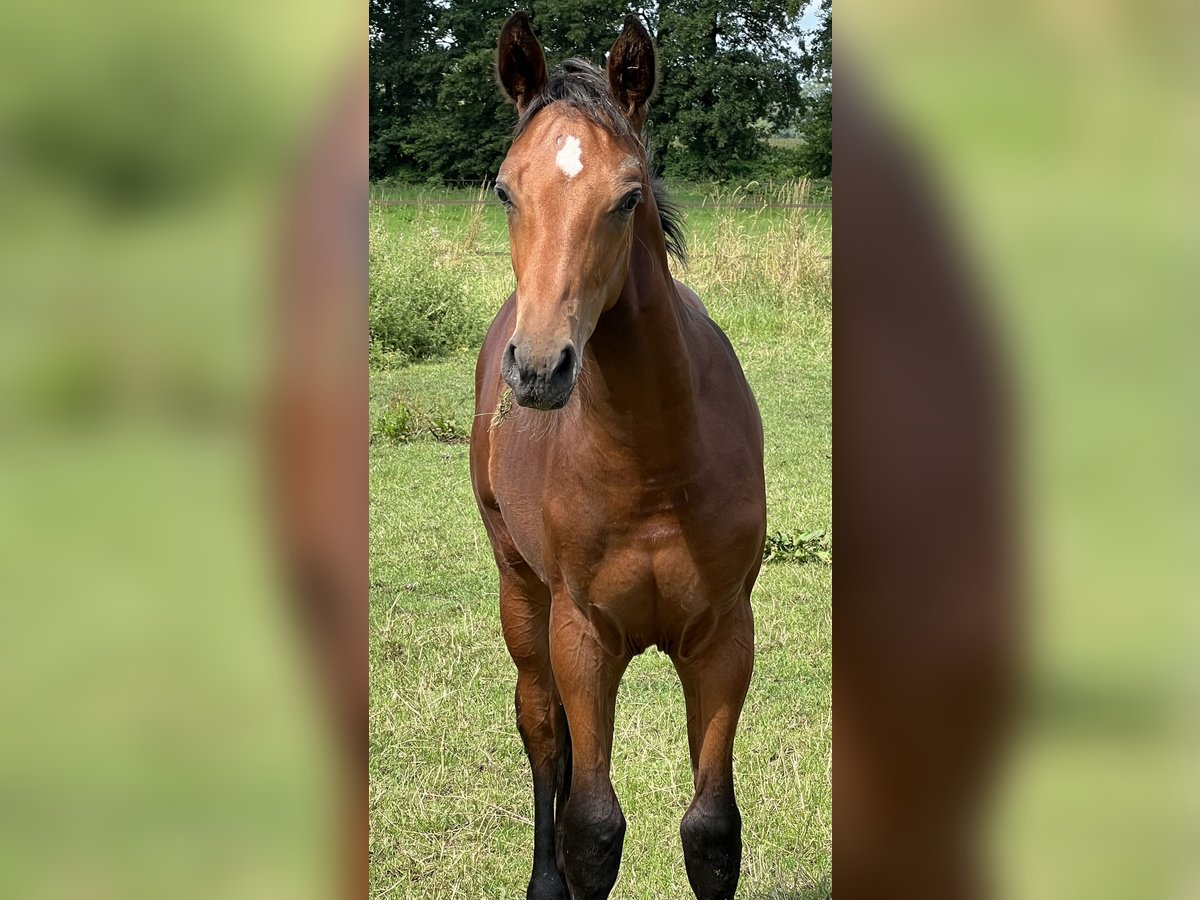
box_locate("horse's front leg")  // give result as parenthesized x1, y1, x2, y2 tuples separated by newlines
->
(549, 596, 631, 900)
(499, 563, 569, 900)
(671, 599, 755, 900)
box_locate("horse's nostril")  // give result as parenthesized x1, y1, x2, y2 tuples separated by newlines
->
(503, 341, 520, 373)
(553, 345, 576, 381)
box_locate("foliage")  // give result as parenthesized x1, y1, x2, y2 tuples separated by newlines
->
(793, 89, 831, 178)
(369, 0, 823, 182)
(757, 142, 815, 180)
(368, 213, 482, 366)
(793, 0, 831, 178)
(369, 0, 445, 179)
(649, 0, 806, 180)
(763, 528, 832, 564)
(371, 394, 471, 445)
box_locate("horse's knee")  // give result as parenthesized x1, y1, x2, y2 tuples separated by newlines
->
(560, 790, 626, 898)
(680, 799, 742, 900)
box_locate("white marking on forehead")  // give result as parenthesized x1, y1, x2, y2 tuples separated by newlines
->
(555, 135, 583, 178)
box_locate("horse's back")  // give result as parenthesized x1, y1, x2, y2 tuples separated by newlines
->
(678, 284, 765, 465)
(675, 279, 709, 317)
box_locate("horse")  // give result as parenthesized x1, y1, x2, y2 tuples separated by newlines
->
(469, 13, 766, 900)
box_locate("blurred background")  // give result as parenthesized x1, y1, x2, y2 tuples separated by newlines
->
(0, 0, 361, 897)
(2, 0, 1198, 895)
(838, 0, 1200, 897)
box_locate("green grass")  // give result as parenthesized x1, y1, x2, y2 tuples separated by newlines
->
(369, 179, 832, 256)
(369, 180, 831, 899)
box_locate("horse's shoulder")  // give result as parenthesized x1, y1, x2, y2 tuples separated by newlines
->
(483, 291, 518, 349)
(472, 292, 519, 494)
(475, 292, 517, 398)
(675, 285, 762, 440)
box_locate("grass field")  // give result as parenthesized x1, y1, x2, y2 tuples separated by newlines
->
(368, 180, 832, 899)
(369, 178, 831, 252)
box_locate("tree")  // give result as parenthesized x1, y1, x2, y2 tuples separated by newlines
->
(795, 0, 831, 179)
(401, 3, 515, 182)
(649, 0, 808, 180)
(369, 0, 446, 178)
(369, 0, 815, 182)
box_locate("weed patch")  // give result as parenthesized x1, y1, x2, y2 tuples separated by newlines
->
(763, 528, 832, 565)
(371, 393, 470, 445)
(369, 212, 483, 367)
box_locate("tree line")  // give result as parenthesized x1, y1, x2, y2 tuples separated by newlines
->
(370, 0, 831, 183)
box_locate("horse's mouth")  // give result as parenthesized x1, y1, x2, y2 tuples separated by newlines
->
(512, 384, 574, 411)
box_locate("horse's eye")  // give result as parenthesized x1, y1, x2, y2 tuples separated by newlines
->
(621, 190, 643, 213)
(495, 185, 512, 207)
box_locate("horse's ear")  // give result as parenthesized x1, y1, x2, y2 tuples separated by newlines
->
(496, 11, 547, 113)
(607, 15, 658, 125)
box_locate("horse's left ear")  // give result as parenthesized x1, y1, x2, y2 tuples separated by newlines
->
(607, 15, 658, 125)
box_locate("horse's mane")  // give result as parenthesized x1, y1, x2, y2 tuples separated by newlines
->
(513, 58, 688, 266)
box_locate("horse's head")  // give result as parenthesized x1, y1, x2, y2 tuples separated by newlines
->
(494, 12, 658, 410)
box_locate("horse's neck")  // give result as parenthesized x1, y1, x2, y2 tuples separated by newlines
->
(583, 211, 699, 452)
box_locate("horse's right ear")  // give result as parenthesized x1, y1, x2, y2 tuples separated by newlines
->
(496, 11, 547, 113)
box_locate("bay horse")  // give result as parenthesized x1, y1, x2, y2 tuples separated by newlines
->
(469, 13, 766, 900)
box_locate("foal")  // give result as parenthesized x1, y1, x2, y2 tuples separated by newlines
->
(470, 14, 766, 900)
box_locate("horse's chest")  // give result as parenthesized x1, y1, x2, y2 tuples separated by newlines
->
(489, 426, 763, 619)
(543, 483, 751, 618)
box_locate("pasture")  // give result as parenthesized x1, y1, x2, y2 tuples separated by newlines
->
(368, 180, 832, 899)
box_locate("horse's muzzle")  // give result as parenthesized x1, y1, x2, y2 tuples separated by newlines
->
(503, 338, 577, 410)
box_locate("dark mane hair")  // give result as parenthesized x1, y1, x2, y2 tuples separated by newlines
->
(513, 58, 687, 266)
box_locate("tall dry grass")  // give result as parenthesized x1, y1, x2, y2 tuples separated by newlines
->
(685, 179, 832, 343)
